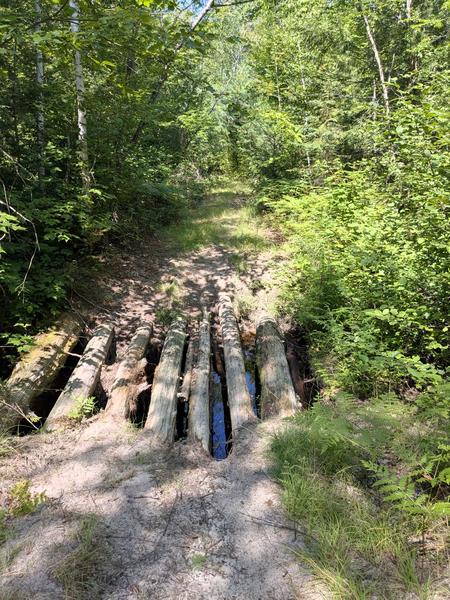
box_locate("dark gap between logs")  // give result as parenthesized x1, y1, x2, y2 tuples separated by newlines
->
(175, 336, 191, 441)
(211, 319, 232, 460)
(285, 326, 320, 407)
(130, 339, 162, 427)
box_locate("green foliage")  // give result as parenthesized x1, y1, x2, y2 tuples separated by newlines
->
(272, 392, 449, 597)
(1, 480, 47, 543)
(6, 480, 47, 517)
(191, 553, 207, 570)
(67, 396, 97, 422)
(0, 0, 211, 370)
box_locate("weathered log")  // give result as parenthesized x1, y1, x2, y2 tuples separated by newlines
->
(0, 313, 82, 431)
(43, 322, 114, 431)
(179, 335, 194, 402)
(218, 295, 256, 431)
(188, 311, 211, 452)
(256, 316, 298, 418)
(144, 318, 186, 443)
(105, 322, 152, 420)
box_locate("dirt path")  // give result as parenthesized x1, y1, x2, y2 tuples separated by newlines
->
(0, 188, 326, 600)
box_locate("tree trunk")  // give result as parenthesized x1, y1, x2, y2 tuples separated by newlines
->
(34, 0, 45, 184)
(218, 295, 256, 432)
(131, 0, 215, 144)
(106, 322, 152, 420)
(256, 317, 298, 419)
(144, 318, 186, 443)
(43, 322, 114, 431)
(69, 0, 90, 189)
(0, 313, 82, 431)
(406, 0, 412, 19)
(362, 12, 390, 115)
(179, 335, 194, 402)
(188, 310, 211, 453)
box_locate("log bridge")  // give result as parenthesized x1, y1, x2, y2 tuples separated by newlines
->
(0, 296, 299, 456)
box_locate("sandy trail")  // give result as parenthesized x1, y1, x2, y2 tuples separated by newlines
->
(0, 196, 326, 600)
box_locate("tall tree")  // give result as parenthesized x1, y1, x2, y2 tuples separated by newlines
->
(69, 0, 90, 189)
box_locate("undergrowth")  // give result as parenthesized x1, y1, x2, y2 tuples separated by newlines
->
(53, 513, 108, 599)
(272, 393, 449, 598)
(0, 480, 47, 545)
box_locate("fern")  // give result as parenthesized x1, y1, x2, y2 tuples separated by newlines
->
(68, 396, 97, 421)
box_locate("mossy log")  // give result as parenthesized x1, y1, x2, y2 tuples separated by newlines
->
(0, 313, 82, 431)
(218, 295, 256, 431)
(43, 322, 114, 431)
(256, 316, 298, 418)
(144, 318, 186, 443)
(188, 311, 211, 453)
(106, 322, 153, 420)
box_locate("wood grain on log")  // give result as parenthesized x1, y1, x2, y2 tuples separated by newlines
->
(179, 335, 194, 402)
(188, 311, 211, 453)
(144, 318, 186, 443)
(218, 295, 256, 431)
(256, 316, 298, 418)
(0, 313, 82, 430)
(43, 322, 114, 431)
(106, 322, 152, 420)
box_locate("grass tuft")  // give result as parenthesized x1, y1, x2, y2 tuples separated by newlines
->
(271, 396, 448, 599)
(53, 514, 108, 599)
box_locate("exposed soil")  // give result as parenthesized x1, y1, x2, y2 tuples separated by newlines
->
(0, 194, 327, 599)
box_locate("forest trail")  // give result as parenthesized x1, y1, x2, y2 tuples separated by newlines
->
(0, 185, 326, 600)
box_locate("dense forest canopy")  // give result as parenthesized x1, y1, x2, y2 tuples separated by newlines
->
(2, 0, 448, 387)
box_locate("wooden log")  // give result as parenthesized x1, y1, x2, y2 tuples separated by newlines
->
(105, 322, 153, 420)
(179, 335, 194, 402)
(43, 322, 114, 431)
(218, 294, 256, 431)
(256, 316, 298, 418)
(188, 311, 211, 453)
(0, 313, 82, 431)
(144, 318, 186, 443)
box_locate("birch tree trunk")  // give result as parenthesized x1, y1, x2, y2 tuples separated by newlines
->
(406, 0, 412, 19)
(69, 0, 90, 189)
(34, 0, 45, 184)
(362, 12, 390, 115)
(131, 0, 215, 144)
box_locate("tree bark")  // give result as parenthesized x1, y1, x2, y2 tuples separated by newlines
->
(256, 317, 298, 419)
(144, 318, 186, 443)
(362, 12, 390, 115)
(34, 0, 45, 184)
(69, 0, 90, 189)
(106, 322, 152, 420)
(179, 335, 194, 402)
(218, 295, 256, 432)
(188, 310, 211, 453)
(0, 313, 82, 431)
(406, 0, 412, 19)
(43, 322, 114, 431)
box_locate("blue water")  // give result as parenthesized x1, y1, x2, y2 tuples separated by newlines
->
(211, 371, 228, 460)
